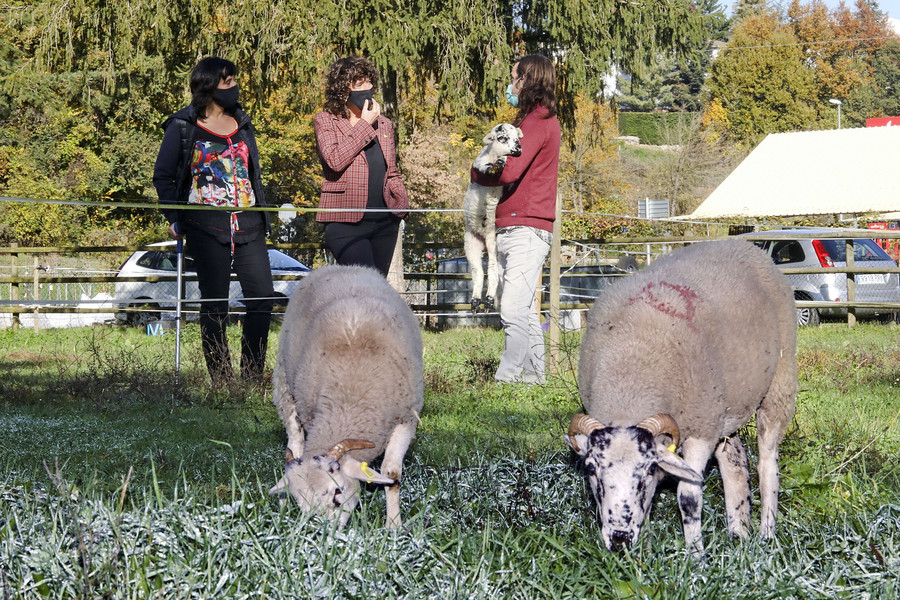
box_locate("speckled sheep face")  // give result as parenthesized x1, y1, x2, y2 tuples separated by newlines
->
(474, 124, 523, 175)
(283, 457, 360, 525)
(581, 427, 664, 552)
(484, 124, 522, 157)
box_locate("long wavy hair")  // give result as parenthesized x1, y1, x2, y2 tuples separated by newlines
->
(322, 56, 380, 118)
(512, 55, 557, 126)
(190, 57, 238, 118)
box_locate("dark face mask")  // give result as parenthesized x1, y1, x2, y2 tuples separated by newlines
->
(213, 85, 240, 111)
(347, 89, 374, 111)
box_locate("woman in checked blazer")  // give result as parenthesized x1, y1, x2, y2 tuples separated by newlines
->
(313, 56, 410, 276)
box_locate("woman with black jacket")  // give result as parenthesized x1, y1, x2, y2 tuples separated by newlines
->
(153, 56, 273, 384)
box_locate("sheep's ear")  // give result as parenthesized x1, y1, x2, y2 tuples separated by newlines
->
(656, 444, 703, 484)
(563, 434, 590, 457)
(483, 131, 496, 144)
(342, 458, 395, 486)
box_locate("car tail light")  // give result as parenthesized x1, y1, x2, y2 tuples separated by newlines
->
(811, 240, 834, 267)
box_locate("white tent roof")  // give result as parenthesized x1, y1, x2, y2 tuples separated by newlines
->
(689, 126, 900, 219)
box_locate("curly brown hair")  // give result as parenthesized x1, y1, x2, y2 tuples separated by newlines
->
(322, 56, 380, 118)
(512, 55, 558, 126)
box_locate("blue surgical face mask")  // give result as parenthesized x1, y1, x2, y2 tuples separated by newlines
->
(505, 84, 519, 108)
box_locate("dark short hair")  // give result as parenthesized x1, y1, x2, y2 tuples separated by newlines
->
(513, 54, 558, 125)
(190, 57, 238, 117)
(322, 56, 379, 118)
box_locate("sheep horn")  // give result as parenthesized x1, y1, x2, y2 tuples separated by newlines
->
(324, 439, 376, 461)
(636, 414, 681, 448)
(568, 413, 606, 452)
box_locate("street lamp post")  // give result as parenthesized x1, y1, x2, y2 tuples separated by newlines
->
(829, 98, 842, 129)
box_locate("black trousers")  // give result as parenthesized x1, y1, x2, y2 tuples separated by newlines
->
(324, 218, 400, 277)
(186, 228, 274, 382)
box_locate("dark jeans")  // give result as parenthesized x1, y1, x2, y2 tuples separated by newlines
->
(324, 218, 400, 276)
(186, 229, 274, 382)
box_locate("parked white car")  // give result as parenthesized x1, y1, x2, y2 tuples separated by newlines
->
(114, 242, 311, 325)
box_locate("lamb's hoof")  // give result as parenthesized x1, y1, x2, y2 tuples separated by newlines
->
(471, 298, 482, 313)
(483, 296, 495, 312)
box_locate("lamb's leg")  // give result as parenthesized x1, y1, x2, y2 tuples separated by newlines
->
(464, 229, 486, 312)
(483, 197, 500, 311)
(715, 435, 751, 538)
(381, 419, 418, 528)
(677, 438, 715, 557)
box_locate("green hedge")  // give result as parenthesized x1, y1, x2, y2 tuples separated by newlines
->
(618, 112, 696, 144)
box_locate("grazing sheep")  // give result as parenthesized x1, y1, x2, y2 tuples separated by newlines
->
(463, 123, 523, 313)
(565, 239, 797, 556)
(269, 265, 424, 528)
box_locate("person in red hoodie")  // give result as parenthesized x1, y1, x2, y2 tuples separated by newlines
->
(472, 55, 561, 384)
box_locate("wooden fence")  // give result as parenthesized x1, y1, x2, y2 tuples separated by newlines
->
(3, 229, 900, 371)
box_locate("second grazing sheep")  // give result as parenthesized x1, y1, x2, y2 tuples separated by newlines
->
(270, 265, 424, 528)
(565, 239, 797, 556)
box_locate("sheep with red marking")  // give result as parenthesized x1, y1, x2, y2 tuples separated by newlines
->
(566, 239, 797, 556)
(269, 265, 424, 528)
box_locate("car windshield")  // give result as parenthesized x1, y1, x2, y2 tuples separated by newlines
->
(268, 251, 310, 271)
(137, 251, 176, 271)
(820, 239, 893, 263)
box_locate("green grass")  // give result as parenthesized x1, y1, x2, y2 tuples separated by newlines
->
(0, 322, 898, 598)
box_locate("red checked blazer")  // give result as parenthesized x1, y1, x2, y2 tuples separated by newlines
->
(313, 111, 410, 223)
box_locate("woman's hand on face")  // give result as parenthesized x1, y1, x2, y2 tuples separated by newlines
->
(361, 98, 380, 125)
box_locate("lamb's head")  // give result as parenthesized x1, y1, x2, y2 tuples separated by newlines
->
(272, 439, 394, 527)
(483, 123, 523, 158)
(474, 123, 523, 175)
(565, 413, 702, 552)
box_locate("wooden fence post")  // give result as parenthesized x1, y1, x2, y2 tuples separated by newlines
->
(11, 243, 19, 331)
(33, 254, 40, 333)
(846, 239, 856, 328)
(387, 220, 405, 294)
(547, 194, 562, 375)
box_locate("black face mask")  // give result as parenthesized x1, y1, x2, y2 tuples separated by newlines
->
(347, 89, 374, 111)
(212, 85, 240, 111)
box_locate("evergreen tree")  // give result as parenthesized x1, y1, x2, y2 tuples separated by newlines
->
(673, 0, 732, 111)
(849, 38, 900, 121)
(616, 55, 679, 111)
(614, 0, 730, 113)
(0, 0, 707, 245)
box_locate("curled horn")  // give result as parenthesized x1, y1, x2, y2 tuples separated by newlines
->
(568, 413, 606, 452)
(636, 414, 681, 448)
(324, 439, 376, 461)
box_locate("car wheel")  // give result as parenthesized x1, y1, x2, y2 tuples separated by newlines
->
(127, 301, 161, 327)
(794, 292, 820, 327)
(273, 292, 289, 308)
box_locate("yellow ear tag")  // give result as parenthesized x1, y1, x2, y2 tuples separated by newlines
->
(360, 462, 377, 482)
(516, 128, 524, 137)
(668, 444, 683, 459)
